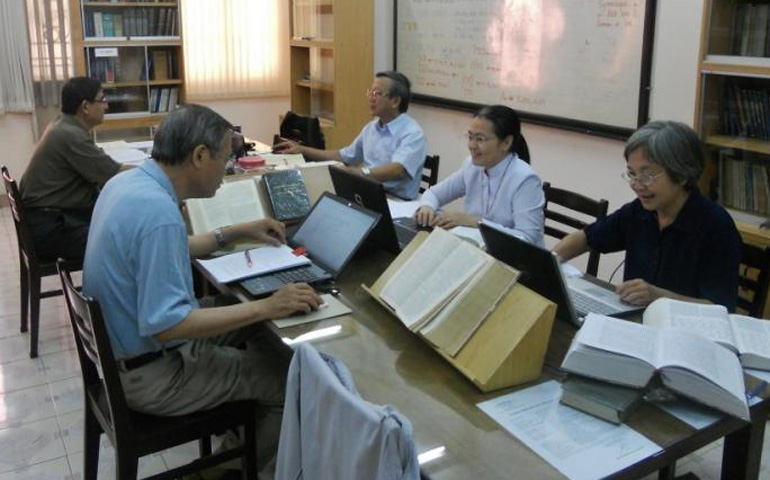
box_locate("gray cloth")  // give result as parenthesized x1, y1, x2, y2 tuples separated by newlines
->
(119, 320, 292, 469)
(275, 343, 419, 480)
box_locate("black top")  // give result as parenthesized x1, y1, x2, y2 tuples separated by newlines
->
(584, 189, 741, 311)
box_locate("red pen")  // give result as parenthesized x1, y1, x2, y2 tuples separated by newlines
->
(244, 249, 253, 268)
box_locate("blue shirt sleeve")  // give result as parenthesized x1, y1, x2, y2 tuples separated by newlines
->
(339, 129, 366, 166)
(390, 129, 427, 180)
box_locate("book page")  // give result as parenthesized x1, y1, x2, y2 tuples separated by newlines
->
(380, 228, 488, 329)
(730, 314, 770, 362)
(187, 178, 265, 234)
(643, 298, 735, 351)
(420, 260, 519, 356)
(576, 314, 658, 366)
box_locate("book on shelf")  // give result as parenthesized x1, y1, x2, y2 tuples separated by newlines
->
(731, 3, 770, 57)
(263, 169, 313, 222)
(85, 7, 178, 38)
(643, 298, 770, 371)
(561, 312, 749, 420)
(560, 375, 645, 425)
(379, 228, 520, 356)
(717, 149, 770, 216)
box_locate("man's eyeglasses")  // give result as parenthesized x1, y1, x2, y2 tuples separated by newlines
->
(465, 132, 493, 144)
(91, 96, 108, 104)
(621, 170, 665, 186)
(366, 88, 389, 99)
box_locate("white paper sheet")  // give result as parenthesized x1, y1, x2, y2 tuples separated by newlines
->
(105, 148, 149, 164)
(478, 381, 661, 480)
(387, 199, 421, 219)
(198, 245, 311, 283)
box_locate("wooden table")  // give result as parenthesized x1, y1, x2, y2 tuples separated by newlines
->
(197, 250, 770, 480)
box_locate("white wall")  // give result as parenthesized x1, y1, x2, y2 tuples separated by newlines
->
(376, 0, 703, 279)
(199, 97, 289, 145)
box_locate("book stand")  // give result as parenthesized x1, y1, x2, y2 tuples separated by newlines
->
(363, 232, 557, 392)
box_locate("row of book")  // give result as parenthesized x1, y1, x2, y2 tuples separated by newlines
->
(83, 8, 178, 38)
(88, 49, 178, 84)
(150, 87, 179, 114)
(718, 152, 770, 216)
(720, 81, 770, 140)
(729, 3, 770, 58)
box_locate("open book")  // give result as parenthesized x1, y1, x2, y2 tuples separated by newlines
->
(644, 298, 770, 371)
(379, 228, 520, 356)
(186, 177, 267, 254)
(562, 313, 749, 420)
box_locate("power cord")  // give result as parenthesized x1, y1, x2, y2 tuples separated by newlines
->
(608, 259, 625, 284)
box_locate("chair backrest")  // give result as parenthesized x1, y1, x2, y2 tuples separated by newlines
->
(279, 111, 326, 150)
(2, 165, 39, 265)
(420, 154, 440, 194)
(57, 259, 133, 437)
(542, 182, 609, 277)
(737, 242, 770, 317)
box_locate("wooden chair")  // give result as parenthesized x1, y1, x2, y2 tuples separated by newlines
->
(420, 154, 440, 194)
(57, 260, 260, 480)
(542, 182, 609, 277)
(737, 241, 770, 317)
(2, 165, 83, 358)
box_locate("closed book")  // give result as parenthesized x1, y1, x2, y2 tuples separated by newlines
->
(263, 169, 312, 222)
(560, 376, 644, 425)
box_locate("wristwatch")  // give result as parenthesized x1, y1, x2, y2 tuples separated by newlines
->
(361, 167, 371, 176)
(213, 227, 227, 248)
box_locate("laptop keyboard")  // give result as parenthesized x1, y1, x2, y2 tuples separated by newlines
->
(273, 265, 323, 283)
(570, 290, 620, 316)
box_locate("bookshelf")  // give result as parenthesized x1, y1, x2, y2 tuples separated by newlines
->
(696, 0, 770, 317)
(288, 0, 373, 149)
(69, 0, 184, 141)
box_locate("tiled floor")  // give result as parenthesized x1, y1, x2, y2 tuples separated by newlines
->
(0, 208, 202, 479)
(0, 204, 769, 480)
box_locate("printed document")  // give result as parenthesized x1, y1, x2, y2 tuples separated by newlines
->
(198, 245, 310, 283)
(478, 381, 661, 480)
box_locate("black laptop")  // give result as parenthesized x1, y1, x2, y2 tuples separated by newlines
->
(329, 166, 428, 252)
(240, 192, 380, 297)
(480, 222, 642, 326)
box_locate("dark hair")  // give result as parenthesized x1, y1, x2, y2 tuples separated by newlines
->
(624, 121, 704, 189)
(375, 71, 412, 113)
(475, 105, 530, 163)
(152, 104, 233, 166)
(61, 77, 102, 115)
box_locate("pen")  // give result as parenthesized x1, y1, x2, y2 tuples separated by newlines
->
(244, 249, 253, 268)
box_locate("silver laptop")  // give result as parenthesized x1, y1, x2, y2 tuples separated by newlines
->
(479, 222, 642, 326)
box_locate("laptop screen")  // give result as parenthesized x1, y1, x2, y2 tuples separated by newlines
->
(291, 193, 380, 276)
(480, 222, 579, 325)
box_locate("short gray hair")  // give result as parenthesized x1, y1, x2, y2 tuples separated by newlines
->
(624, 121, 704, 189)
(376, 71, 412, 113)
(152, 104, 232, 166)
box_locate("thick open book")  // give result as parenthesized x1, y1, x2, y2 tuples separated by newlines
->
(186, 177, 268, 254)
(562, 313, 749, 420)
(379, 228, 520, 356)
(643, 298, 770, 371)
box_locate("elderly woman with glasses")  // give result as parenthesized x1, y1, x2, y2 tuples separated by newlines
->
(553, 121, 741, 311)
(414, 105, 545, 246)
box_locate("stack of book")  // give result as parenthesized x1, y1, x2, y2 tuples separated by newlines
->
(84, 7, 179, 38)
(561, 298, 770, 422)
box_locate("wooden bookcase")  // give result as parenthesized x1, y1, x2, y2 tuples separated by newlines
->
(695, 0, 770, 317)
(288, 0, 373, 149)
(69, 0, 185, 141)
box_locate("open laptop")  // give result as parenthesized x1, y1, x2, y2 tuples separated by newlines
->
(240, 192, 380, 297)
(479, 222, 642, 326)
(329, 166, 428, 252)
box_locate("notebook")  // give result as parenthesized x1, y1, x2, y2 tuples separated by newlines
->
(479, 222, 642, 326)
(330, 166, 414, 253)
(263, 169, 312, 222)
(240, 192, 381, 297)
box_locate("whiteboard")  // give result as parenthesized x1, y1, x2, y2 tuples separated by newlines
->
(396, 0, 656, 135)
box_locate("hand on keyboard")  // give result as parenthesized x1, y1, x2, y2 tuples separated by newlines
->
(262, 283, 323, 319)
(615, 278, 662, 306)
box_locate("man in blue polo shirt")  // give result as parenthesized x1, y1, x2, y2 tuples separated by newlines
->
(275, 71, 428, 200)
(83, 104, 321, 472)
